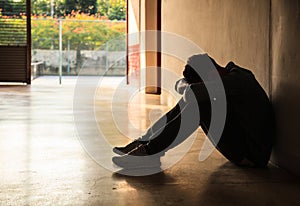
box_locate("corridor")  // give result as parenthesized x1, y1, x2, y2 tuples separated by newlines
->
(0, 77, 299, 205)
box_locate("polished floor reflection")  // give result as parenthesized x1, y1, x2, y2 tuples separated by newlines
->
(0, 77, 299, 205)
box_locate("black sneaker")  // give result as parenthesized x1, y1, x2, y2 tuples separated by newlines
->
(112, 145, 161, 169)
(113, 140, 145, 155)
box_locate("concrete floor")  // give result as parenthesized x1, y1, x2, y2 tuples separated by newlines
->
(0, 76, 299, 206)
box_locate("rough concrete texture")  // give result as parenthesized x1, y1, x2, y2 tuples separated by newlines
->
(270, 0, 300, 175)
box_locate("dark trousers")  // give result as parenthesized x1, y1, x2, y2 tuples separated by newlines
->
(140, 98, 248, 164)
(140, 98, 201, 154)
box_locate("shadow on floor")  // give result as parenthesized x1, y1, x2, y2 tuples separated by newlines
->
(112, 162, 300, 205)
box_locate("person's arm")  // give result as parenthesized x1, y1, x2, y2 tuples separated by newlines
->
(184, 69, 253, 102)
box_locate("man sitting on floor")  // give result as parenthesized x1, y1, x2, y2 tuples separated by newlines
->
(112, 54, 275, 169)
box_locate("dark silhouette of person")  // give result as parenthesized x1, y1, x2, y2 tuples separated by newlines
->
(112, 54, 275, 169)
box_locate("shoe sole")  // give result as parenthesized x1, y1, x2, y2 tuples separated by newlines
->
(112, 156, 161, 169)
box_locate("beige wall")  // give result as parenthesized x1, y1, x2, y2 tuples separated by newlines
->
(161, 0, 300, 176)
(162, 0, 271, 93)
(271, 0, 300, 175)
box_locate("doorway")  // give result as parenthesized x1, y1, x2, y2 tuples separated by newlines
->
(126, 0, 161, 94)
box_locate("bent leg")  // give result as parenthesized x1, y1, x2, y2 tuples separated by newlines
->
(139, 98, 186, 142)
(145, 99, 203, 154)
(113, 99, 187, 155)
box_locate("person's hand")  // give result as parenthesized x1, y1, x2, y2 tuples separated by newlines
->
(183, 84, 192, 102)
(175, 78, 189, 95)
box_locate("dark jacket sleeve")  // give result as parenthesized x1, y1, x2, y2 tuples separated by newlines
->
(187, 68, 253, 102)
